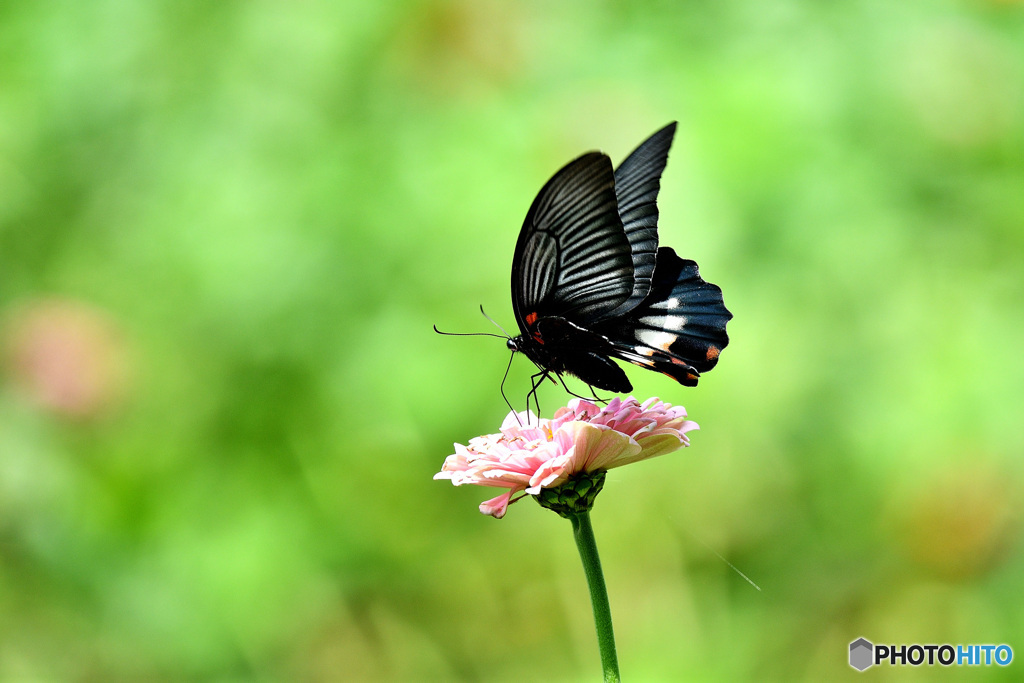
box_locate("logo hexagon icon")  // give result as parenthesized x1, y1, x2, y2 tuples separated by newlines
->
(849, 638, 874, 671)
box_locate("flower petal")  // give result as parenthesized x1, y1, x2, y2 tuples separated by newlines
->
(501, 410, 535, 430)
(528, 450, 576, 492)
(614, 433, 686, 467)
(560, 422, 641, 472)
(479, 491, 516, 518)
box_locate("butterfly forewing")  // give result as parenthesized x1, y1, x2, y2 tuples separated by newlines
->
(511, 152, 635, 329)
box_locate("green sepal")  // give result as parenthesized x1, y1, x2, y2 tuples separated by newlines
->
(535, 470, 607, 518)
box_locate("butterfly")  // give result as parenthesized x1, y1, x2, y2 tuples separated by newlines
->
(507, 122, 732, 406)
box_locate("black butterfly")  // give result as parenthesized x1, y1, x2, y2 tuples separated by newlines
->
(507, 122, 732, 405)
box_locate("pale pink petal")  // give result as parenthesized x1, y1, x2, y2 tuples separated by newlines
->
(501, 410, 536, 430)
(565, 398, 601, 419)
(614, 434, 686, 467)
(506, 425, 548, 443)
(608, 417, 655, 438)
(479, 491, 516, 518)
(528, 451, 575, 492)
(644, 419, 698, 442)
(561, 422, 641, 472)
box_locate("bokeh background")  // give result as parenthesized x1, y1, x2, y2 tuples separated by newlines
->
(2, 1, 1023, 680)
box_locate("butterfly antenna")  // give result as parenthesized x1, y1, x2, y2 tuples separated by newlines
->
(499, 352, 519, 425)
(479, 305, 512, 339)
(432, 324, 506, 339)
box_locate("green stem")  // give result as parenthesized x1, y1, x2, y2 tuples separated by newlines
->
(570, 511, 620, 682)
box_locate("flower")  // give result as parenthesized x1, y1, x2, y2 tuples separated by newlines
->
(434, 397, 699, 518)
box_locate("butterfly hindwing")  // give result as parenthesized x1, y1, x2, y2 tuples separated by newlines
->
(600, 247, 732, 386)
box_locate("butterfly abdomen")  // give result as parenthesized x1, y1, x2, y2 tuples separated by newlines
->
(513, 317, 633, 392)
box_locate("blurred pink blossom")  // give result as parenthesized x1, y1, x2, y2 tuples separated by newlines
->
(4, 299, 130, 418)
(435, 397, 698, 518)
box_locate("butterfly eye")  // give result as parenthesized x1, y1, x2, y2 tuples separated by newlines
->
(506, 338, 518, 351)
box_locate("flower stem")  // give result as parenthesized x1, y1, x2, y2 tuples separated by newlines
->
(570, 511, 619, 682)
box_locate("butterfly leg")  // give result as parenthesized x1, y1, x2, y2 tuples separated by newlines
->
(526, 370, 550, 423)
(554, 373, 608, 404)
(585, 383, 611, 405)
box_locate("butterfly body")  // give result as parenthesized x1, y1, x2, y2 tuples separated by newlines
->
(508, 316, 631, 392)
(508, 122, 732, 396)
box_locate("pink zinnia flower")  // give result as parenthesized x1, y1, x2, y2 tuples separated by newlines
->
(434, 397, 699, 518)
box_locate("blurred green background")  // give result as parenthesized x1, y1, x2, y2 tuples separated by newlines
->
(2, 1, 1023, 680)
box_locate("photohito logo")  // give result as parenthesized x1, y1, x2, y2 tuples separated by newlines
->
(849, 638, 1013, 671)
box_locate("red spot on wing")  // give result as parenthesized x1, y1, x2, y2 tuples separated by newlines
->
(525, 311, 543, 343)
(706, 345, 720, 362)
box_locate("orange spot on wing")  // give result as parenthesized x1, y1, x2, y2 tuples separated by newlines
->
(525, 311, 538, 326)
(706, 346, 720, 361)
